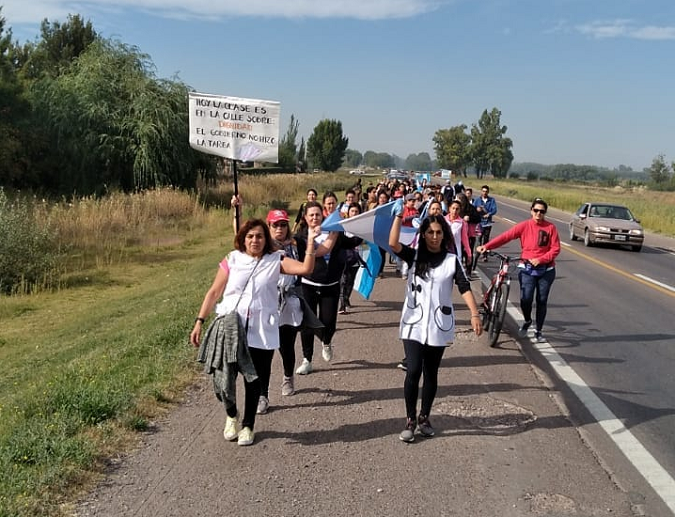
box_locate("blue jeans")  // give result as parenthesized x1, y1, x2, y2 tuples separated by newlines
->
(518, 268, 556, 332)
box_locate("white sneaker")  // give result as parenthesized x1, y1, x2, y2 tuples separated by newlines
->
(237, 427, 254, 446)
(256, 395, 269, 415)
(322, 343, 333, 362)
(296, 358, 313, 375)
(281, 376, 295, 396)
(223, 414, 239, 441)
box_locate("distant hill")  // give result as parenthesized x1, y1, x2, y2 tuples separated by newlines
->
(509, 162, 649, 182)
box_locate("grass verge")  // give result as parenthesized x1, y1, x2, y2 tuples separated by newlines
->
(0, 223, 228, 516)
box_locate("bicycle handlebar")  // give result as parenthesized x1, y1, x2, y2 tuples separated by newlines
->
(486, 251, 530, 265)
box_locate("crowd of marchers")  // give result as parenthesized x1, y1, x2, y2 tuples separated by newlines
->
(189, 173, 560, 445)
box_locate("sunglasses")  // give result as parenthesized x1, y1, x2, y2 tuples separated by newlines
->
(532, 208, 546, 214)
(271, 221, 288, 227)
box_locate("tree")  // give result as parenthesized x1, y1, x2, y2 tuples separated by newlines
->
(343, 149, 363, 168)
(0, 10, 29, 187)
(307, 119, 348, 172)
(648, 154, 672, 184)
(20, 14, 97, 80)
(405, 152, 432, 171)
(363, 150, 394, 169)
(297, 137, 306, 172)
(433, 125, 471, 176)
(470, 108, 513, 178)
(33, 39, 201, 193)
(278, 114, 299, 169)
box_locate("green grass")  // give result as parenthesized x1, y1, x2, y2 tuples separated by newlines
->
(0, 226, 228, 517)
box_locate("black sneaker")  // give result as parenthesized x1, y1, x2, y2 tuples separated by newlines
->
(418, 415, 435, 437)
(397, 358, 407, 371)
(399, 418, 416, 442)
(518, 320, 532, 337)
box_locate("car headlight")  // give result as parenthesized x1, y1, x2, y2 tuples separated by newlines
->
(629, 229, 643, 235)
(595, 226, 610, 232)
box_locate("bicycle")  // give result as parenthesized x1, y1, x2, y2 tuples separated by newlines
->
(480, 251, 514, 347)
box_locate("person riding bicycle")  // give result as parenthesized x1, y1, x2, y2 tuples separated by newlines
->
(477, 198, 560, 343)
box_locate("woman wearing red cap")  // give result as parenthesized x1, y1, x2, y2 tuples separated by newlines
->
(261, 208, 325, 409)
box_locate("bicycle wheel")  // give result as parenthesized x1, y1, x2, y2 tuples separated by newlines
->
(488, 282, 510, 347)
(483, 286, 498, 335)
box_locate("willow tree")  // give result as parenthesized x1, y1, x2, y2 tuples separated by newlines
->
(33, 39, 203, 193)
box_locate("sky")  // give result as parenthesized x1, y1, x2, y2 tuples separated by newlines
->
(2, 0, 674, 170)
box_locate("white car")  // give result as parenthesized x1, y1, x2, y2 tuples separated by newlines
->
(349, 169, 365, 175)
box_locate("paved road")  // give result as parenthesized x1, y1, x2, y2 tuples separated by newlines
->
(479, 196, 675, 515)
(76, 258, 667, 517)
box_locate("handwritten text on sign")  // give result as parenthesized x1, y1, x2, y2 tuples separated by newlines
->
(188, 92, 280, 163)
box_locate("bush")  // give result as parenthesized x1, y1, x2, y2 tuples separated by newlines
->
(0, 189, 60, 294)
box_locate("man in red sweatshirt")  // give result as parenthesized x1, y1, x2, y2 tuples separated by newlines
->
(477, 198, 560, 343)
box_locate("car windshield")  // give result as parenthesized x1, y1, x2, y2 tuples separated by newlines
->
(589, 205, 633, 220)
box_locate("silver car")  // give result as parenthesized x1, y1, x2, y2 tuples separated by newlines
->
(569, 202, 644, 252)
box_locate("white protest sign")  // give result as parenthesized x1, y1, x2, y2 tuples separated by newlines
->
(188, 92, 280, 163)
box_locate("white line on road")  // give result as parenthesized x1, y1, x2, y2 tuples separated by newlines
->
(634, 274, 675, 293)
(530, 336, 675, 515)
(475, 268, 675, 514)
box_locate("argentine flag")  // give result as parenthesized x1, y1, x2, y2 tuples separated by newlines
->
(322, 200, 416, 254)
(321, 201, 418, 300)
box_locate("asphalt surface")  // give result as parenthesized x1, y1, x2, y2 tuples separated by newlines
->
(491, 196, 675, 505)
(76, 261, 653, 517)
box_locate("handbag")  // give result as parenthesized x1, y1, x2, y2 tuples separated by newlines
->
(197, 257, 260, 366)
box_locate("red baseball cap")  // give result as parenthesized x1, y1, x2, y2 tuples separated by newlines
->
(267, 209, 289, 224)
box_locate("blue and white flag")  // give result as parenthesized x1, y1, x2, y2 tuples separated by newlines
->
(322, 201, 416, 255)
(353, 241, 382, 300)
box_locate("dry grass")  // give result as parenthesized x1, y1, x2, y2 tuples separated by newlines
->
(482, 179, 675, 236)
(37, 188, 210, 261)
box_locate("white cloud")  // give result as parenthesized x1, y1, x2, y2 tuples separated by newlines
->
(575, 19, 675, 41)
(630, 25, 675, 41)
(1, 0, 445, 25)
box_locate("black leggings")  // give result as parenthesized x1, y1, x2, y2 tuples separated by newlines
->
(300, 282, 340, 361)
(402, 339, 446, 421)
(340, 265, 359, 309)
(278, 325, 299, 378)
(225, 347, 273, 430)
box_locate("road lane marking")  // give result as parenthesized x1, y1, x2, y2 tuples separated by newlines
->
(475, 267, 675, 514)
(531, 337, 675, 515)
(562, 246, 675, 299)
(634, 274, 675, 293)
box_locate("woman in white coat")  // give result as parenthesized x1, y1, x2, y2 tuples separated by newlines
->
(389, 212, 482, 442)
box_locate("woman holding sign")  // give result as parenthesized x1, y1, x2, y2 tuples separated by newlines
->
(190, 219, 318, 446)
